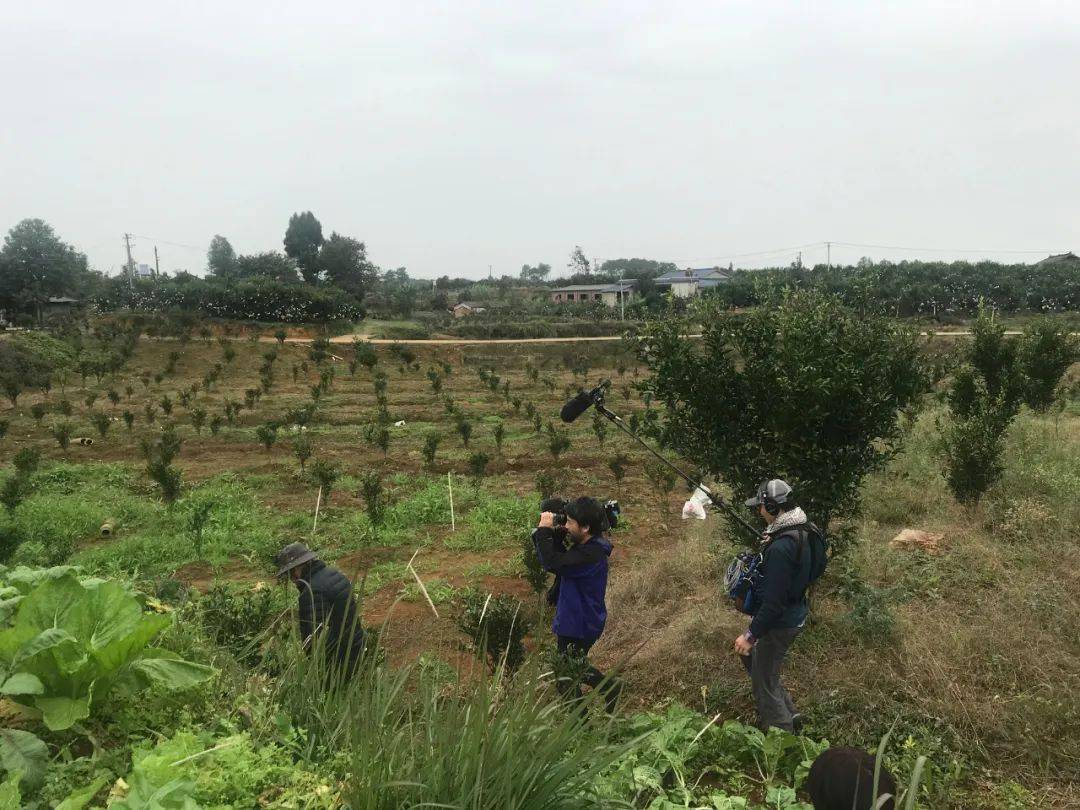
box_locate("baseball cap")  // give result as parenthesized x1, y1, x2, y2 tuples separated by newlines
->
(744, 479, 793, 508)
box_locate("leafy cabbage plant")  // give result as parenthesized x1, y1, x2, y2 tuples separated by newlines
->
(0, 571, 213, 732)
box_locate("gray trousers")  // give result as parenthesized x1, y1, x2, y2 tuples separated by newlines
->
(741, 625, 802, 732)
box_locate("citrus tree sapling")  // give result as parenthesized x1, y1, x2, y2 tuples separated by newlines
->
(635, 289, 925, 527)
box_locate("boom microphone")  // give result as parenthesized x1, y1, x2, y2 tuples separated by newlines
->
(559, 392, 593, 423)
(560, 381, 610, 423)
(560, 378, 766, 543)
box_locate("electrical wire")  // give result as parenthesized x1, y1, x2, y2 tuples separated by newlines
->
(829, 241, 1060, 255)
(130, 235, 204, 251)
(670, 242, 825, 264)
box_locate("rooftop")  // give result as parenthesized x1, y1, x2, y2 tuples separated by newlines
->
(655, 267, 732, 283)
(550, 280, 637, 293)
(1035, 252, 1079, 266)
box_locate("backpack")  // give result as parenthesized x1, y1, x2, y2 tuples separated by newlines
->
(724, 550, 764, 616)
(724, 523, 829, 616)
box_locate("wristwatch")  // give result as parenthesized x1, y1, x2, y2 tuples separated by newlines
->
(744, 631, 756, 644)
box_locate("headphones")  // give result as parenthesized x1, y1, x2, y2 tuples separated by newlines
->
(762, 496, 782, 517)
(760, 479, 792, 517)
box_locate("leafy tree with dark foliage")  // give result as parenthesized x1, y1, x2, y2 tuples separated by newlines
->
(636, 289, 926, 528)
(206, 235, 237, 278)
(519, 263, 551, 283)
(1019, 318, 1078, 412)
(0, 219, 91, 321)
(0, 341, 52, 408)
(284, 211, 324, 284)
(234, 252, 298, 283)
(942, 304, 1076, 503)
(567, 246, 590, 277)
(320, 232, 378, 300)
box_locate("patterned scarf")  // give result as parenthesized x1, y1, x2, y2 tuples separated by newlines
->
(764, 506, 808, 536)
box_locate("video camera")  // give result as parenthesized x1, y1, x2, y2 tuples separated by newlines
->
(540, 497, 621, 533)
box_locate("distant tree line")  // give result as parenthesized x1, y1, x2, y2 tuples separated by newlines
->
(710, 257, 1080, 316)
(94, 275, 362, 322)
(2, 214, 1076, 324)
(97, 212, 377, 322)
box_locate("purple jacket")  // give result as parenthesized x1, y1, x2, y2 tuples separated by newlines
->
(532, 528, 613, 640)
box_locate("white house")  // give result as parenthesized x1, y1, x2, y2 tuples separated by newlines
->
(655, 267, 732, 298)
(550, 280, 637, 308)
(452, 301, 486, 318)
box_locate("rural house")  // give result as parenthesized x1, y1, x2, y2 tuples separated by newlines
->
(654, 266, 732, 298)
(45, 296, 82, 317)
(549, 280, 637, 308)
(452, 301, 486, 318)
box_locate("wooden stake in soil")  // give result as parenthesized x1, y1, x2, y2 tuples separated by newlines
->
(447, 472, 455, 531)
(312, 486, 323, 535)
(407, 547, 440, 619)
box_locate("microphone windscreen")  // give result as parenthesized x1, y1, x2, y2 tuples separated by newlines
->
(559, 392, 593, 423)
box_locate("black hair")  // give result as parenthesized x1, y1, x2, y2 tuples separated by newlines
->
(539, 497, 567, 513)
(805, 747, 896, 810)
(564, 496, 607, 534)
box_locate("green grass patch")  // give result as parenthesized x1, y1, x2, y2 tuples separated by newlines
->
(68, 470, 288, 578)
(443, 490, 534, 552)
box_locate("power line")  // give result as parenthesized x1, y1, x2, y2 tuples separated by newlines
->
(830, 241, 1059, 255)
(671, 242, 825, 264)
(131, 234, 203, 251)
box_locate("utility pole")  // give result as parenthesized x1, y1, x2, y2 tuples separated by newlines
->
(153, 246, 160, 277)
(123, 233, 135, 289)
(826, 241, 831, 270)
(488, 264, 493, 280)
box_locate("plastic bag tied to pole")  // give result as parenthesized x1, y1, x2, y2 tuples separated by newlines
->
(681, 486, 712, 520)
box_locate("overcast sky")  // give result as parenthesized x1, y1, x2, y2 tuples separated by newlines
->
(2, 1, 1078, 279)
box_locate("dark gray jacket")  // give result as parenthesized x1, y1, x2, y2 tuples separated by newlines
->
(748, 530, 812, 639)
(296, 560, 365, 666)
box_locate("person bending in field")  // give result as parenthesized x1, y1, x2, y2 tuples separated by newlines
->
(735, 480, 826, 733)
(533, 496, 622, 712)
(275, 542, 365, 683)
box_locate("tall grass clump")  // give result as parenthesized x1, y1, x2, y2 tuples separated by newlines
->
(269, 627, 629, 810)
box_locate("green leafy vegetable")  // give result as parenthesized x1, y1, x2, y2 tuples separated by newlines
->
(0, 573, 213, 736)
(0, 728, 48, 790)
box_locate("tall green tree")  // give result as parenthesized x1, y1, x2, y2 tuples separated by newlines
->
(519, 263, 551, 283)
(567, 246, 590, 277)
(206, 235, 237, 279)
(0, 219, 89, 321)
(377, 268, 415, 317)
(234, 252, 298, 283)
(1018, 319, 1078, 412)
(284, 211, 324, 284)
(320, 232, 379, 299)
(941, 303, 1076, 503)
(636, 289, 926, 527)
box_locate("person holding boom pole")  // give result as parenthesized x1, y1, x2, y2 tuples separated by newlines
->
(732, 480, 827, 733)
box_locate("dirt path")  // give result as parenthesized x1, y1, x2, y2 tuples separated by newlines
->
(144, 330, 1036, 347)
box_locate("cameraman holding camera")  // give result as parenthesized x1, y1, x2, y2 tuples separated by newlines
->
(533, 496, 622, 712)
